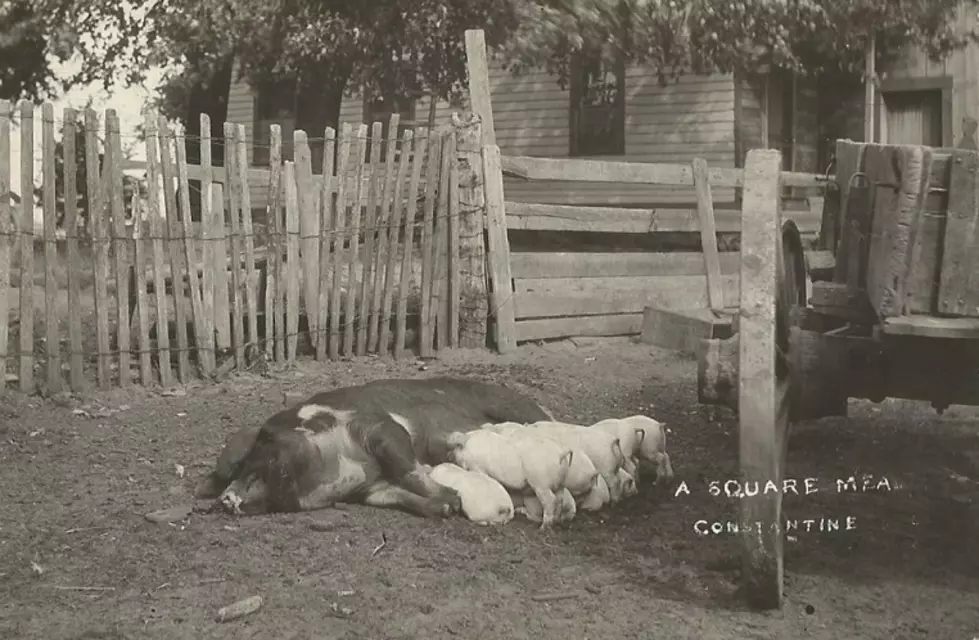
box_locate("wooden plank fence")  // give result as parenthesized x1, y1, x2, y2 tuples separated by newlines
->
(0, 90, 837, 392)
(0, 100, 487, 393)
(463, 28, 835, 351)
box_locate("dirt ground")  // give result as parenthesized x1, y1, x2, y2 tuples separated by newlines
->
(1, 338, 978, 640)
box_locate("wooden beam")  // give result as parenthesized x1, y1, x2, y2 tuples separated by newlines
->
(510, 250, 831, 280)
(864, 36, 876, 142)
(500, 154, 830, 188)
(482, 145, 516, 352)
(464, 29, 497, 147)
(692, 158, 724, 313)
(513, 274, 740, 319)
(511, 251, 740, 279)
(737, 148, 786, 611)
(515, 314, 643, 342)
(882, 315, 979, 339)
(504, 201, 821, 235)
(937, 148, 979, 317)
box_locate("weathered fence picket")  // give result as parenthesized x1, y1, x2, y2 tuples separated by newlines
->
(314, 127, 336, 361)
(62, 109, 84, 388)
(396, 130, 427, 360)
(41, 103, 60, 392)
(328, 124, 351, 360)
(19, 102, 34, 391)
(0, 101, 535, 393)
(268, 124, 284, 362)
(0, 101, 10, 387)
(344, 125, 367, 356)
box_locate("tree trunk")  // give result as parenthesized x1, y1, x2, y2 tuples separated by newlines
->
(183, 53, 235, 221)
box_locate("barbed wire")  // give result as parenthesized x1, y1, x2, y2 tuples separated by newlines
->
(0, 201, 483, 243)
(0, 290, 505, 362)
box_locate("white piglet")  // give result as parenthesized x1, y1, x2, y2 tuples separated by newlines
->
(447, 429, 573, 529)
(526, 421, 627, 503)
(482, 422, 600, 498)
(514, 487, 577, 525)
(427, 463, 515, 525)
(617, 467, 638, 498)
(619, 415, 674, 484)
(576, 473, 611, 511)
(590, 417, 646, 482)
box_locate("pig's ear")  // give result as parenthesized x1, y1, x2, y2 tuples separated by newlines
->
(635, 428, 646, 446)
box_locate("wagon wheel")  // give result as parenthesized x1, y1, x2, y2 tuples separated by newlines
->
(737, 150, 799, 611)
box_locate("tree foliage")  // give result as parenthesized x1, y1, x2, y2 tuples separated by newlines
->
(0, 0, 142, 101)
(500, 0, 979, 88)
(144, 0, 523, 129)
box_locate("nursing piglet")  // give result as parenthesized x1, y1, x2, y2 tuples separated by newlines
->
(446, 430, 572, 529)
(482, 423, 600, 498)
(525, 421, 626, 503)
(576, 473, 611, 511)
(515, 487, 577, 525)
(427, 463, 515, 525)
(617, 467, 638, 498)
(590, 417, 646, 482)
(619, 415, 674, 484)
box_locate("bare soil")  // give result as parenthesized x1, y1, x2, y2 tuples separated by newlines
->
(1, 338, 978, 639)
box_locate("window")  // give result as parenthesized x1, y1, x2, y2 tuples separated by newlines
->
(882, 90, 943, 147)
(569, 50, 626, 157)
(252, 78, 297, 166)
(363, 93, 417, 162)
(878, 77, 952, 148)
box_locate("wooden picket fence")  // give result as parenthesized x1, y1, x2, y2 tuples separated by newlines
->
(0, 100, 489, 393)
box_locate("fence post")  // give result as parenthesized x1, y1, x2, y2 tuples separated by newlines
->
(18, 101, 34, 392)
(452, 113, 488, 349)
(0, 100, 9, 390)
(481, 145, 516, 352)
(465, 28, 506, 351)
(464, 29, 497, 146)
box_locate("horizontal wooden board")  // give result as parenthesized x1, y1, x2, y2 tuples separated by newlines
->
(513, 273, 740, 318)
(882, 315, 979, 339)
(515, 314, 644, 342)
(513, 249, 834, 280)
(505, 201, 821, 234)
(511, 251, 741, 279)
(501, 155, 830, 189)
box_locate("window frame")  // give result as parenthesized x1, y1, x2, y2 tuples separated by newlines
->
(568, 49, 627, 157)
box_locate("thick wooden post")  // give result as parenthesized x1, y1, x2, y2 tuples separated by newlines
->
(465, 28, 512, 351)
(452, 112, 488, 348)
(738, 148, 787, 611)
(464, 30, 497, 147)
(482, 145, 516, 352)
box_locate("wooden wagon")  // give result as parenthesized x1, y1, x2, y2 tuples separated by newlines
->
(699, 141, 979, 610)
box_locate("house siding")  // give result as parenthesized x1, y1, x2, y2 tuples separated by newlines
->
(882, 2, 979, 146)
(225, 61, 738, 210)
